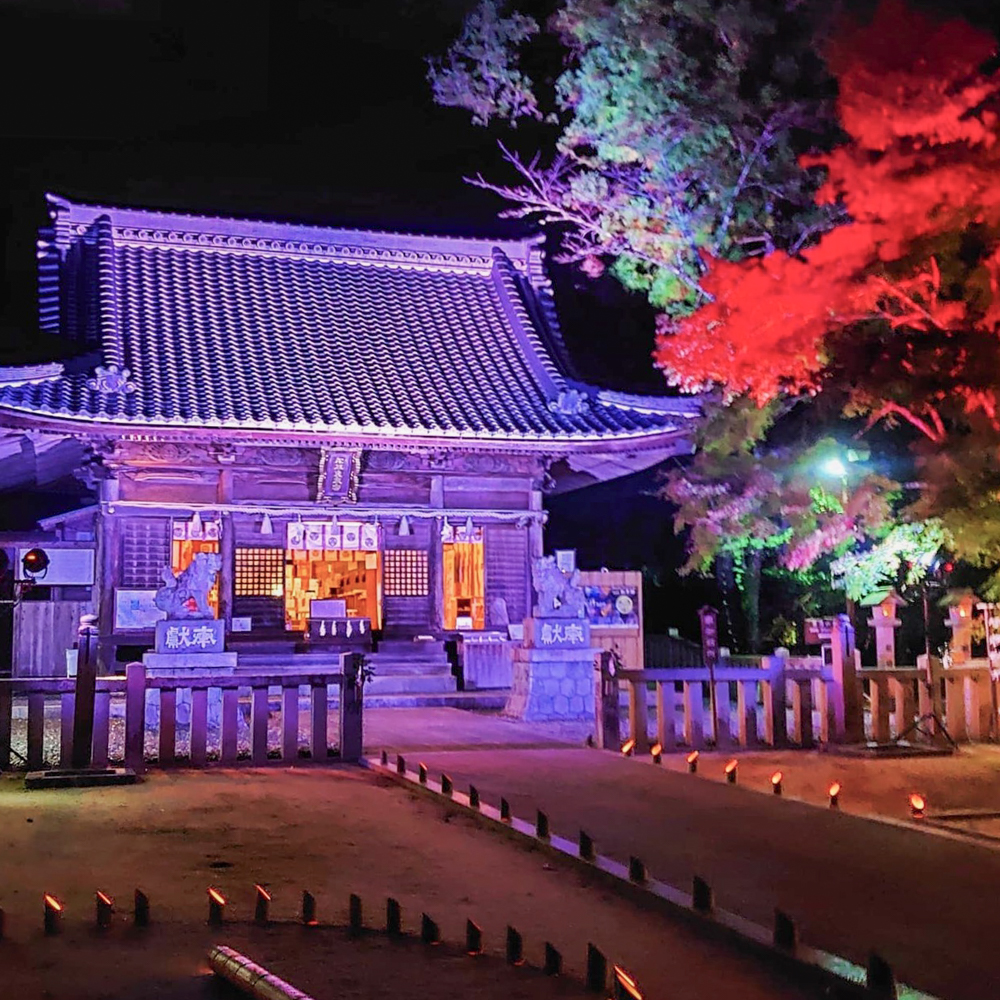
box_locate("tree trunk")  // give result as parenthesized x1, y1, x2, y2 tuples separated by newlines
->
(740, 547, 763, 654)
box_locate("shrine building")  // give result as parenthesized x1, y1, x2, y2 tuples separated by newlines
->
(0, 195, 697, 682)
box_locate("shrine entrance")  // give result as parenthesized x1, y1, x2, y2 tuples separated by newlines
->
(285, 548, 381, 632)
(443, 539, 484, 630)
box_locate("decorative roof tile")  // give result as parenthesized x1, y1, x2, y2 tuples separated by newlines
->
(0, 196, 700, 447)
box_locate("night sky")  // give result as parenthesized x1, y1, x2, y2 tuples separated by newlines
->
(1, 0, 997, 639)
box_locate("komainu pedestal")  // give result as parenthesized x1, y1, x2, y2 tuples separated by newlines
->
(503, 618, 596, 722)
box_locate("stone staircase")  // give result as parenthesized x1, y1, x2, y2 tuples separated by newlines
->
(234, 637, 508, 709)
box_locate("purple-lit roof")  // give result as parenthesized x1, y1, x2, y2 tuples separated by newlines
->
(0, 195, 699, 449)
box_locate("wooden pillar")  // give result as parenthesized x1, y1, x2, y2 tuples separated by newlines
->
(869, 676, 891, 743)
(627, 679, 649, 753)
(889, 677, 915, 739)
(217, 512, 235, 632)
(683, 680, 704, 748)
(944, 674, 968, 741)
(714, 680, 733, 747)
(656, 681, 678, 749)
(737, 680, 759, 747)
(95, 498, 121, 675)
(528, 489, 544, 561)
(790, 678, 815, 747)
(429, 476, 445, 632)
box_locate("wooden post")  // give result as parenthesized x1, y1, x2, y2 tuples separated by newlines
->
(830, 616, 863, 743)
(218, 512, 235, 633)
(0, 680, 12, 769)
(967, 672, 992, 741)
(59, 692, 74, 767)
(190, 687, 208, 767)
(95, 503, 120, 675)
(158, 688, 176, 766)
(221, 688, 239, 764)
(714, 680, 732, 747)
(311, 681, 328, 760)
(27, 692, 44, 770)
(790, 678, 814, 747)
(282, 685, 298, 760)
(627, 678, 649, 753)
(339, 652, 364, 763)
(889, 676, 915, 740)
(737, 680, 758, 747)
(683, 680, 704, 748)
(251, 686, 268, 765)
(124, 662, 146, 775)
(944, 675, 968, 741)
(92, 690, 111, 767)
(656, 680, 678, 749)
(71, 615, 100, 769)
(869, 676, 891, 743)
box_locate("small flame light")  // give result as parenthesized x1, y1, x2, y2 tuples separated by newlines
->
(725, 759, 738, 784)
(687, 750, 699, 774)
(909, 793, 926, 819)
(650, 742, 662, 764)
(96, 890, 114, 930)
(44, 893, 62, 936)
(620, 738, 636, 757)
(771, 771, 783, 796)
(829, 782, 841, 809)
(613, 964, 644, 1000)
(207, 887, 226, 926)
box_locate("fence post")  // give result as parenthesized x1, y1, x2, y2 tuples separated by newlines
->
(339, 653, 364, 763)
(830, 616, 863, 743)
(71, 614, 100, 769)
(124, 662, 146, 775)
(594, 651, 621, 750)
(627, 676, 650, 753)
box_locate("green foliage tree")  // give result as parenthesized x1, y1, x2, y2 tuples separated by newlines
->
(428, 0, 843, 311)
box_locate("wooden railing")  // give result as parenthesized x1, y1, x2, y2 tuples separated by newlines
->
(0, 658, 363, 773)
(617, 653, 837, 751)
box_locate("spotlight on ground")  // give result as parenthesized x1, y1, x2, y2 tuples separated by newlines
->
(724, 759, 738, 784)
(649, 742, 662, 764)
(620, 738, 636, 757)
(909, 793, 926, 819)
(829, 782, 841, 809)
(771, 771, 783, 796)
(686, 750, 699, 774)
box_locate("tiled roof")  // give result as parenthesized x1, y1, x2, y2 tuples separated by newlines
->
(0, 195, 699, 448)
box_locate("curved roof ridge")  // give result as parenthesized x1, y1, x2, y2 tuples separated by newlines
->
(595, 388, 702, 417)
(0, 362, 64, 387)
(489, 247, 567, 399)
(45, 192, 544, 270)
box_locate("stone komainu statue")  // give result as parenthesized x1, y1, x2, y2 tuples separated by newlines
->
(531, 555, 586, 619)
(154, 552, 222, 619)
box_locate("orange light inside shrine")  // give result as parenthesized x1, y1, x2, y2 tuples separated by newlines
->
(620, 738, 636, 756)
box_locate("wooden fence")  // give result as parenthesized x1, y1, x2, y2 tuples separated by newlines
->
(0, 661, 363, 773)
(617, 653, 836, 752)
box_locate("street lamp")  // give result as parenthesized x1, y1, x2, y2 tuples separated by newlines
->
(821, 456, 847, 478)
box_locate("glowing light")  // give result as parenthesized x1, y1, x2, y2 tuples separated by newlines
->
(44, 894, 62, 912)
(613, 965, 644, 1000)
(620, 738, 636, 756)
(771, 771, 782, 784)
(829, 782, 841, 798)
(255, 884, 271, 901)
(208, 888, 226, 905)
(650, 743, 662, 757)
(686, 751, 699, 764)
(881, 605, 891, 617)
(724, 759, 738, 774)
(909, 793, 926, 817)
(822, 456, 847, 478)
(96, 891, 113, 906)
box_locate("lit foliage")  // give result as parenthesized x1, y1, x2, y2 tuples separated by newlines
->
(829, 520, 950, 603)
(429, 0, 842, 310)
(656, 0, 1000, 409)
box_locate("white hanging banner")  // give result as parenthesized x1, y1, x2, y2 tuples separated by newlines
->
(341, 522, 361, 550)
(324, 522, 342, 550)
(287, 522, 305, 550)
(360, 523, 380, 551)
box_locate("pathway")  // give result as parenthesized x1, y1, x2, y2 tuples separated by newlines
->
(381, 739, 1000, 1000)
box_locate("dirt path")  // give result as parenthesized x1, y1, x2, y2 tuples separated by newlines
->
(401, 747, 1000, 1000)
(0, 768, 821, 1000)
